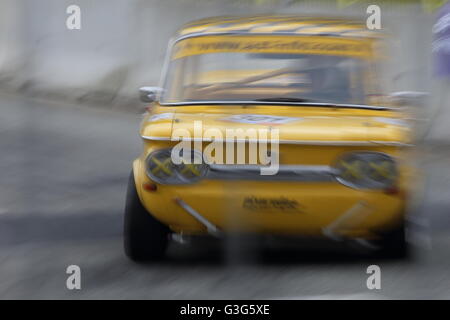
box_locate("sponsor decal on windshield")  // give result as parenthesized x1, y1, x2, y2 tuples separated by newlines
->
(172, 35, 373, 59)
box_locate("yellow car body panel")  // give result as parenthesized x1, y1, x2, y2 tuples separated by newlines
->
(132, 16, 414, 240)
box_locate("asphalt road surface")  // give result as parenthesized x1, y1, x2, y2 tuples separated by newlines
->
(1, 93, 450, 299)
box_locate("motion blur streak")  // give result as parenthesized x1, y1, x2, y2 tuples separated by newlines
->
(1, 0, 450, 299)
(0, 89, 446, 299)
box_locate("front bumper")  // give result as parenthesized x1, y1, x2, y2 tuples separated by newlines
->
(134, 160, 406, 240)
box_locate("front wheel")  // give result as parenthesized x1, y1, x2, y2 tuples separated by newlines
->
(123, 171, 169, 262)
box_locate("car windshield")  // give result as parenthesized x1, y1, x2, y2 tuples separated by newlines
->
(161, 38, 371, 105)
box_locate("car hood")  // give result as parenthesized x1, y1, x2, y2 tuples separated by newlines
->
(140, 105, 412, 145)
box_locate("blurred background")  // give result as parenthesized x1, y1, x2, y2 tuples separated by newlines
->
(0, 0, 435, 110)
(1, 0, 450, 299)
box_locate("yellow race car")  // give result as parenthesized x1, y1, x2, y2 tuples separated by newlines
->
(124, 16, 416, 261)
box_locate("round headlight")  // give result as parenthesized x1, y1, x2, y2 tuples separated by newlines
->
(335, 152, 397, 189)
(177, 149, 209, 183)
(146, 148, 208, 184)
(146, 149, 180, 184)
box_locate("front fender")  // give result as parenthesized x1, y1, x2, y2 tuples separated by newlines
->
(132, 157, 146, 205)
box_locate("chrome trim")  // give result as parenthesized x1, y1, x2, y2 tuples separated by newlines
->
(158, 100, 391, 111)
(158, 36, 175, 95)
(209, 164, 337, 181)
(175, 198, 222, 236)
(208, 164, 336, 181)
(322, 200, 373, 241)
(140, 135, 412, 147)
(139, 86, 162, 103)
(173, 31, 380, 43)
(322, 200, 380, 251)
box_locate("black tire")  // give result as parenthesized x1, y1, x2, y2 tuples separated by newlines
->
(375, 224, 408, 258)
(124, 171, 169, 262)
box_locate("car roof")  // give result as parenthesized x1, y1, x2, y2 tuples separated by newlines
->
(176, 15, 383, 40)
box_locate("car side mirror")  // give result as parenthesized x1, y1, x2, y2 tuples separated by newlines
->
(389, 91, 428, 107)
(139, 86, 163, 103)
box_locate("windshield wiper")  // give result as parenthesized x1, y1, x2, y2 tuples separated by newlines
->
(254, 97, 319, 103)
